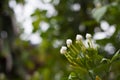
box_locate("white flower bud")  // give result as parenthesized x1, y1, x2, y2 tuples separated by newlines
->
(86, 33, 92, 39)
(76, 34, 83, 41)
(66, 39, 72, 47)
(60, 46, 67, 54)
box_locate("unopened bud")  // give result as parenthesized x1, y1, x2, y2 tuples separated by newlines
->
(66, 39, 72, 47)
(86, 33, 92, 39)
(60, 46, 67, 54)
(76, 34, 83, 41)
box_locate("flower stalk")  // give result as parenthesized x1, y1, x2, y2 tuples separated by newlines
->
(60, 33, 120, 80)
(60, 33, 105, 80)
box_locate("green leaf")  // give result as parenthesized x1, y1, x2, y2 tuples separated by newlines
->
(68, 72, 78, 80)
(100, 58, 110, 64)
(92, 6, 108, 22)
(32, 19, 40, 32)
(110, 49, 120, 63)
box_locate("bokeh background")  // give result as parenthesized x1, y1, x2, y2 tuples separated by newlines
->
(0, 0, 120, 80)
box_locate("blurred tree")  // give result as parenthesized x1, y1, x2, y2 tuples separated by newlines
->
(0, 0, 17, 78)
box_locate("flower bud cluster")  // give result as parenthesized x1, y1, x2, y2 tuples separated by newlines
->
(59, 33, 112, 80)
(60, 33, 95, 54)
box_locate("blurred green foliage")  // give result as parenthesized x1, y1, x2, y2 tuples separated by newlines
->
(0, 0, 120, 80)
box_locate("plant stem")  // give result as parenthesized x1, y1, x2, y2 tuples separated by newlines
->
(85, 62, 94, 80)
(88, 71, 94, 80)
